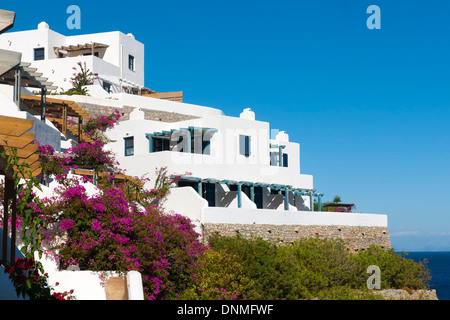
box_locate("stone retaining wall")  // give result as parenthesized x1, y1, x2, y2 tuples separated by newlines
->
(202, 223, 391, 251)
(375, 289, 438, 300)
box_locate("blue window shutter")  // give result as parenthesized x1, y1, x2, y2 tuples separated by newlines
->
(239, 135, 245, 155)
(239, 135, 250, 156)
(283, 153, 288, 167)
(245, 136, 250, 156)
(124, 137, 134, 156)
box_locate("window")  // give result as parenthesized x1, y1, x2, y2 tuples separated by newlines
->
(282, 153, 288, 167)
(152, 137, 170, 152)
(128, 55, 135, 71)
(102, 81, 111, 93)
(254, 186, 263, 209)
(270, 151, 288, 167)
(34, 48, 45, 61)
(202, 139, 211, 155)
(270, 152, 276, 166)
(124, 137, 134, 156)
(239, 135, 251, 157)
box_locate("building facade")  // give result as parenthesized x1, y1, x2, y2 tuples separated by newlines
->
(0, 22, 390, 251)
(0, 21, 145, 93)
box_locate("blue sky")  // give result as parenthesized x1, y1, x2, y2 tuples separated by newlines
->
(4, 0, 450, 251)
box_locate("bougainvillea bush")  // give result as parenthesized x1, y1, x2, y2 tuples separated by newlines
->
(83, 109, 121, 143)
(41, 171, 205, 300)
(5, 109, 221, 300)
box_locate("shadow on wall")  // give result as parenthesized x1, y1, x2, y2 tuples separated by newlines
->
(265, 194, 284, 210)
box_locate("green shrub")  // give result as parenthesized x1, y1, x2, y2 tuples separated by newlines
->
(353, 246, 431, 290)
(179, 248, 260, 300)
(192, 234, 432, 300)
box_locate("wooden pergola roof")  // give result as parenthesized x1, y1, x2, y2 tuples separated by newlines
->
(0, 62, 57, 91)
(0, 115, 41, 178)
(0, 114, 41, 264)
(73, 169, 143, 187)
(54, 42, 109, 53)
(143, 91, 183, 102)
(21, 94, 93, 143)
(21, 94, 91, 118)
(0, 9, 15, 34)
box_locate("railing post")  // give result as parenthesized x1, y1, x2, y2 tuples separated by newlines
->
(13, 66, 21, 109)
(309, 190, 314, 212)
(40, 87, 47, 121)
(237, 183, 242, 208)
(284, 187, 289, 211)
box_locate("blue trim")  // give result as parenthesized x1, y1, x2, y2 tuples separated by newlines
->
(145, 133, 154, 153)
(173, 128, 191, 153)
(198, 181, 203, 196)
(124, 136, 134, 157)
(278, 145, 285, 167)
(284, 187, 289, 210)
(237, 184, 242, 208)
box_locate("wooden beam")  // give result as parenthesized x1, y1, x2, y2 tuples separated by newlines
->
(16, 153, 39, 166)
(3, 143, 38, 159)
(16, 167, 42, 178)
(0, 115, 33, 136)
(0, 132, 35, 149)
(0, 9, 15, 34)
(0, 49, 21, 77)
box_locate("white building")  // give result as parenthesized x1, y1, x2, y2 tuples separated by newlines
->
(0, 21, 390, 230)
(0, 21, 145, 93)
(1, 16, 390, 299)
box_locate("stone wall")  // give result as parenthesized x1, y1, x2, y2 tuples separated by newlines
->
(202, 223, 391, 252)
(78, 102, 199, 123)
(375, 289, 438, 300)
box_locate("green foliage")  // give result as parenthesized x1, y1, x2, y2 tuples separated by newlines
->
(352, 246, 431, 290)
(0, 147, 46, 261)
(185, 234, 432, 300)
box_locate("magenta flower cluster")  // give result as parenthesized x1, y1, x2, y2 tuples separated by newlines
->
(20, 110, 236, 300)
(84, 109, 121, 137)
(66, 61, 98, 95)
(41, 171, 205, 300)
(68, 140, 117, 171)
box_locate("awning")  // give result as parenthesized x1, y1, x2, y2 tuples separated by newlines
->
(0, 49, 21, 77)
(0, 9, 15, 34)
(0, 62, 57, 91)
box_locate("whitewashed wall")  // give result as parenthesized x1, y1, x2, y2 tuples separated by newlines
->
(108, 110, 314, 190)
(202, 207, 389, 227)
(0, 23, 145, 91)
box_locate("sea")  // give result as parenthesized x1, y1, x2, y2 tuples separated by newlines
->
(401, 251, 450, 300)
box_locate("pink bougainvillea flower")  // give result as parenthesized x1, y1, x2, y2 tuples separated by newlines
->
(60, 219, 75, 230)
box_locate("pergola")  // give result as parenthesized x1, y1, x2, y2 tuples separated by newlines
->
(177, 176, 324, 211)
(0, 115, 40, 264)
(0, 62, 58, 110)
(20, 94, 93, 143)
(54, 42, 109, 57)
(146, 127, 218, 153)
(73, 168, 143, 187)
